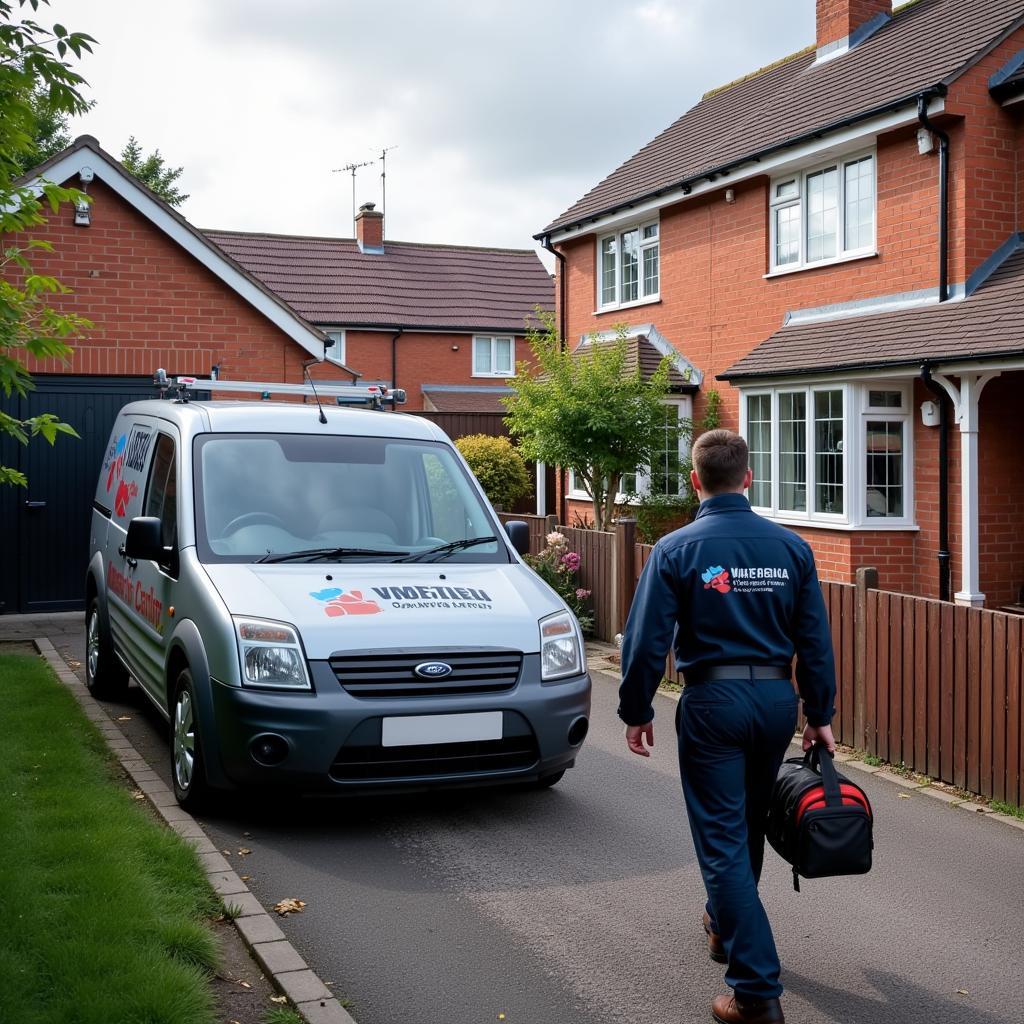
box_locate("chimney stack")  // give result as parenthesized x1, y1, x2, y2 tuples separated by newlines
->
(817, 0, 891, 54)
(355, 201, 384, 254)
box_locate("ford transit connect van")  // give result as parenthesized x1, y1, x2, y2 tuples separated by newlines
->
(86, 378, 591, 808)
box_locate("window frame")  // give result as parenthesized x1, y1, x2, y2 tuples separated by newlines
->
(768, 149, 877, 274)
(323, 329, 347, 368)
(471, 335, 515, 378)
(739, 381, 915, 530)
(596, 218, 660, 311)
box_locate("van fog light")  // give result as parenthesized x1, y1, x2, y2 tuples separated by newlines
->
(250, 733, 289, 767)
(568, 716, 589, 746)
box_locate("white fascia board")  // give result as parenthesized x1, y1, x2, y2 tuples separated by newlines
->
(548, 98, 944, 246)
(35, 146, 326, 359)
(731, 365, 923, 387)
(932, 355, 1024, 375)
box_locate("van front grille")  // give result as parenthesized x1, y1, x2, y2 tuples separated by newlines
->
(329, 649, 522, 698)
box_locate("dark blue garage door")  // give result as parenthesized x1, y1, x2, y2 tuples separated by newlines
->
(0, 375, 155, 614)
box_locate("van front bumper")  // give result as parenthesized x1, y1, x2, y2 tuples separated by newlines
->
(208, 654, 591, 793)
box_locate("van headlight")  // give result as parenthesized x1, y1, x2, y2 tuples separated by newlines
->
(233, 617, 311, 690)
(539, 610, 583, 681)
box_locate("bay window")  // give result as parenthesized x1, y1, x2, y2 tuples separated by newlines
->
(741, 382, 912, 528)
(598, 220, 659, 309)
(769, 151, 875, 273)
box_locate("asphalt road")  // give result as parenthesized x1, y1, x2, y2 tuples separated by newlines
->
(47, 624, 1024, 1024)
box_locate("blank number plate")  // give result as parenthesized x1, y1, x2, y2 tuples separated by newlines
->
(381, 711, 503, 748)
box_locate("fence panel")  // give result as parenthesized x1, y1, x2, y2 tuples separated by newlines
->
(496, 511, 550, 555)
(558, 525, 617, 642)
(410, 410, 510, 439)
(1009, 616, 1022, 807)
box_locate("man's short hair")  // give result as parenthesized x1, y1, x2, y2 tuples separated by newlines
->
(692, 429, 749, 494)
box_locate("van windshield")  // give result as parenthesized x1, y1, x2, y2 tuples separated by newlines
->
(193, 433, 510, 564)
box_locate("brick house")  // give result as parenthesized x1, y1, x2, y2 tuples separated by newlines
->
(538, 0, 1024, 610)
(1, 136, 550, 614)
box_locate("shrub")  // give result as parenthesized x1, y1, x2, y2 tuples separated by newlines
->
(630, 491, 690, 544)
(456, 434, 531, 511)
(525, 532, 595, 635)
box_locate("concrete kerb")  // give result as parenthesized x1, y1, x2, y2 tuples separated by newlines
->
(583, 649, 1024, 836)
(31, 637, 359, 1024)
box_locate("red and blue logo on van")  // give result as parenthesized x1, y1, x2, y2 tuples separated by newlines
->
(310, 587, 382, 617)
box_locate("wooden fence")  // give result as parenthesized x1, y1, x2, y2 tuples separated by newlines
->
(410, 410, 510, 439)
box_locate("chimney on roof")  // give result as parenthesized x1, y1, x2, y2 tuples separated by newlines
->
(355, 201, 384, 254)
(816, 0, 890, 54)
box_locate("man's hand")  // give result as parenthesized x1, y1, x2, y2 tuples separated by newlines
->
(802, 723, 836, 754)
(625, 721, 654, 757)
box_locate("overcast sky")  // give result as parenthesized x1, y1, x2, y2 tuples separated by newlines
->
(60, 1, 813, 262)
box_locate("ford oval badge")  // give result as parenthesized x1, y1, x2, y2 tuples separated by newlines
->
(414, 661, 453, 679)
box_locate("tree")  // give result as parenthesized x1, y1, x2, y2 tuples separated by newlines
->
(120, 136, 188, 207)
(504, 311, 677, 531)
(0, 1, 95, 487)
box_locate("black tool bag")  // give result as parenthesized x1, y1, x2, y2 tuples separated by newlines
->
(766, 743, 874, 892)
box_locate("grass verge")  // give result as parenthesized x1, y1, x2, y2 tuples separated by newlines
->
(0, 652, 220, 1024)
(990, 799, 1024, 820)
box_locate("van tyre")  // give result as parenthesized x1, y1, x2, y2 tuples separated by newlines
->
(171, 668, 212, 812)
(85, 598, 129, 699)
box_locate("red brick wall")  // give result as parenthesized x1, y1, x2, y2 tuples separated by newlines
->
(817, 0, 891, 48)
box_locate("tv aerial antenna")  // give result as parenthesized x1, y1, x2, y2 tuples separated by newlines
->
(379, 145, 398, 219)
(332, 158, 375, 223)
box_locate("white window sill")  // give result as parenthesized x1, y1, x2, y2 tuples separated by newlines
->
(567, 491, 592, 502)
(764, 250, 877, 279)
(752, 509, 919, 532)
(471, 372, 513, 379)
(594, 295, 661, 315)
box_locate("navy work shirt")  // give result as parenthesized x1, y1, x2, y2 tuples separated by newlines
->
(618, 493, 836, 728)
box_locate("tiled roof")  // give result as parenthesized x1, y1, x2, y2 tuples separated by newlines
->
(577, 326, 701, 390)
(421, 385, 513, 413)
(720, 244, 1024, 380)
(543, 0, 1024, 235)
(204, 230, 553, 333)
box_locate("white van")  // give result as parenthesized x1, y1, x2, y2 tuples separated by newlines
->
(86, 376, 590, 808)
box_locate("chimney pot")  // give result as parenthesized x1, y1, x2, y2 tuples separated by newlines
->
(355, 199, 384, 253)
(816, 0, 891, 53)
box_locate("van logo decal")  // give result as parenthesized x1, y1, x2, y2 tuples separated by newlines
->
(414, 662, 453, 679)
(114, 480, 138, 518)
(104, 434, 127, 492)
(309, 587, 382, 617)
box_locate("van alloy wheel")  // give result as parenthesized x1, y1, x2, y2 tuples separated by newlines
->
(86, 609, 100, 682)
(173, 689, 195, 791)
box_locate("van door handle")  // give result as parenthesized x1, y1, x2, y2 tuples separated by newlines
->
(24, 500, 46, 509)
(118, 543, 137, 569)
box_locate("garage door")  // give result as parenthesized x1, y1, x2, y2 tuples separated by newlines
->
(0, 375, 156, 614)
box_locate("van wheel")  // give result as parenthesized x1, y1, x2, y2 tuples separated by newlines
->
(534, 770, 565, 789)
(85, 598, 129, 699)
(171, 669, 211, 812)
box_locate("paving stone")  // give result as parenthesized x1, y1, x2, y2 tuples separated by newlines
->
(127, 768, 161, 783)
(295, 998, 359, 1024)
(153, 799, 191, 821)
(170, 819, 207, 839)
(252, 939, 307, 974)
(149, 790, 180, 809)
(234, 913, 286, 946)
(183, 834, 218, 855)
(844, 760, 881, 775)
(875, 771, 928, 790)
(226, 891, 268, 918)
(210, 870, 248, 896)
(956, 800, 996, 815)
(989, 813, 1024, 832)
(119, 757, 149, 772)
(918, 787, 964, 805)
(276, 970, 332, 1004)
(198, 850, 232, 874)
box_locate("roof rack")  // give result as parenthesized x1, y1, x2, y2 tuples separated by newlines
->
(153, 369, 406, 409)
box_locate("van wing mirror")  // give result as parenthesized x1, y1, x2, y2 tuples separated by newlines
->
(504, 520, 530, 556)
(124, 516, 165, 562)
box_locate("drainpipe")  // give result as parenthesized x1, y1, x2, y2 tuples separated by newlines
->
(916, 91, 950, 302)
(390, 327, 403, 411)
(921, 364, 951, 602)
(539, 234, 567, 351)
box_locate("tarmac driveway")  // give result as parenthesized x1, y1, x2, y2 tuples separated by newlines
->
(22, 614, 1024, 1024)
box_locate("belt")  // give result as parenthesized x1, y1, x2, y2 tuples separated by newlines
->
(685, 664, 791, 685)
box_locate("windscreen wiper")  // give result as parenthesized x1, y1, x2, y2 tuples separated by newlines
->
(397, 536, 499, 563)
(256, 546, 409, 564)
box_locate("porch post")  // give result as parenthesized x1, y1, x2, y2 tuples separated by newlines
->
(938, 371, 1000, 608)
(535, 462, 546, 516)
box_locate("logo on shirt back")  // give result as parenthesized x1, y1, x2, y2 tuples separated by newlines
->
(701, 565, 732, 594)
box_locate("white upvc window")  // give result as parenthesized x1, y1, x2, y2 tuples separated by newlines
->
(769, 151, 876, 273)
(597, 220, 660, 310)
(740, 381, 913, 529)
(472, 335, 514, 377)
(324, 329, 347, 367)
(567, 398, 691, 502)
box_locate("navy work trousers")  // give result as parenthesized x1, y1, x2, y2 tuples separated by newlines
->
(677, 676, 799, 999)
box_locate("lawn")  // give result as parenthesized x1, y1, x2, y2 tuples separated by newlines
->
(0, 652, 220, 1024)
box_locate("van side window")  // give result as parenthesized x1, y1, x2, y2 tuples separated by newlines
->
(144, 433, 177, 550)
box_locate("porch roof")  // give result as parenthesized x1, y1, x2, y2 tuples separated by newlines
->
(720, 242, 1024, 382)
(576, 323, 701, 392)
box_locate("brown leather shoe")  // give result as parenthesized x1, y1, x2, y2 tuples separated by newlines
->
(703, 911, 727, 963)
(711, 993, 785, 1023)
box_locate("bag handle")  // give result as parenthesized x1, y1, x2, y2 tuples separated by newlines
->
(803, 742, 843, 806)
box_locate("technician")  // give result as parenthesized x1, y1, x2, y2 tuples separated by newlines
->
(619, 428, 836, 1024)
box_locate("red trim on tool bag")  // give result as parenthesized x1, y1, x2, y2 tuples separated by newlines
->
(794, 783, 872, 825)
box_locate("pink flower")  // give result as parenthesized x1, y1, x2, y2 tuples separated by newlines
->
(575, 588, 591, 600)
(560, 551, 581, 572)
